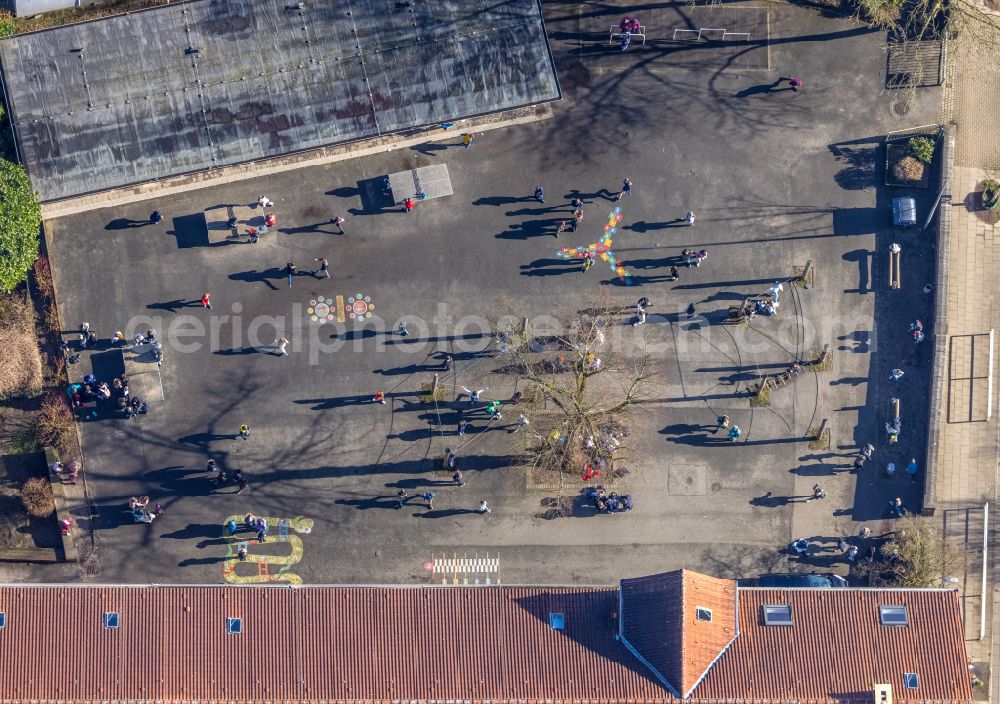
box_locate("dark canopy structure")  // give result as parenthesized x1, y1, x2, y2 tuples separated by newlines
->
(0, 0, 560, 202)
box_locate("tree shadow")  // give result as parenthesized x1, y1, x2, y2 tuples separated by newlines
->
(829, 139, 879, 191)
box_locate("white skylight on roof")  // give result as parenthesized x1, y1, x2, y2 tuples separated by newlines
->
(879, 605, 909, 626)
(103, 612, 119, 629)
(227, 617, 243, 635)
(762, 604, 793, 626)
(695, 607, 712, 622)
(904, 673, 919, 689)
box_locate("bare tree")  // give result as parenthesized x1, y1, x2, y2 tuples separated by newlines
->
(490, 294, 654, 479)
(853, 516, 965, 587)
(857, 0, 1000, 46)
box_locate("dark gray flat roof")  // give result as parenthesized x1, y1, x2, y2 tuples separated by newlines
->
(0, 0, 559, 202)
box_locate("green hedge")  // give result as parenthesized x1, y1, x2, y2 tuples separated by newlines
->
(0, 160, 41, 293)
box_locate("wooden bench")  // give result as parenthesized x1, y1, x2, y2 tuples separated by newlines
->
(609, 25, 647, 45)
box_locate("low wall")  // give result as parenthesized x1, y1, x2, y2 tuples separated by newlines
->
(922, 125, 955, 514)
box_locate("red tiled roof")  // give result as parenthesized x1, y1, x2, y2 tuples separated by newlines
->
(694, 588, 974, 702)
(619, 570, 737, 697)
(0, 585, 671, 702)
(0, 580, 973, 703)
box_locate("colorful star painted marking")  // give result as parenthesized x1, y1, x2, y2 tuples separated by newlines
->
(555, 206, 631, 284)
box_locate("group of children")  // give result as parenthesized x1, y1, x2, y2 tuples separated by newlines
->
(129, 495, 164, 524)
(589, 485, 635, 514)
(226, 512, 269, 545)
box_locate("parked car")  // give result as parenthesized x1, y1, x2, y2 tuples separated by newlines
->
(740, 573, 848, 588)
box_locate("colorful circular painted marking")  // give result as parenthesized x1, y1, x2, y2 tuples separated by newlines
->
(308, 296, 333, 324)
(347, 293, 375, 320)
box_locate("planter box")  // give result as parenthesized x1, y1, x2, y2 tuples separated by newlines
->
(885, 141, 932, 188)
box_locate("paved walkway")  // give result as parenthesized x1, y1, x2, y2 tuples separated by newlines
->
(935, 22, 1000, 700)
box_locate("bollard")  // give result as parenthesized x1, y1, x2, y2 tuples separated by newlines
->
(797, 260, 815, 289)
(815, 343, 831, 368)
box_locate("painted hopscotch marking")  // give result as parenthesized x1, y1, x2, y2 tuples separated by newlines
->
(221, 515, 314, 584)
(430, 552, 501, 585)
(336, 295, 345, 322)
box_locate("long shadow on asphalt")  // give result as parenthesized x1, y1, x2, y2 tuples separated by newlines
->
(788, 462, 849, 476)
(621, 256, 684, 270)
(749, 492, 799, 507)
(605, 273, 677, 286)
(214, 347, 267, 356)
(520, 258, 579, 276)
(178, 556, 228, 566)
(374, 363, 439, 376)
(279, 221, 342, 236)
(497, 219, 560, 239)
(295, 395, 372, 410)
(178, 431, 241, 445)
(328, 330, 489, 344)
(147, 298, 201, 312)
(472, 195, 530, 207)
(106, 217, 154, 230)
(505, 206, 569, 216)
(842, 248, 871, 294)
(626, 220, 688, 232)
(672, 276, 784, 289)
(388, 477, 464, 489)
(228, 268, 283, 290)
(91, 503, 142, 530)
(409, 142, 451, 156)
(161, 523, 225, 540)
(413, 508, 482, 518)
(564, 188, 617, 202)
(335, 495, 404, 510)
